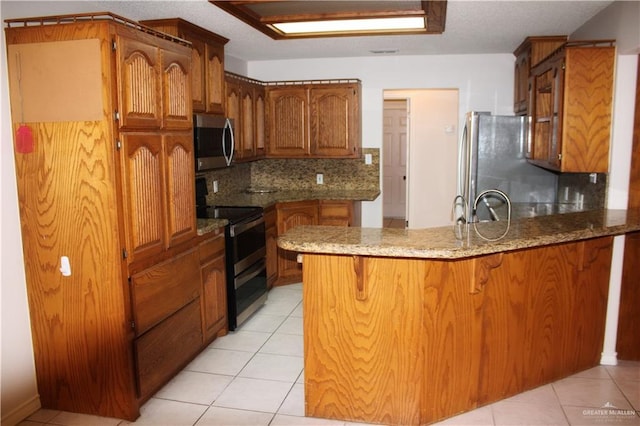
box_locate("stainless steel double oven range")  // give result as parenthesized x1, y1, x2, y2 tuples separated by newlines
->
(196, 177, 267, 330)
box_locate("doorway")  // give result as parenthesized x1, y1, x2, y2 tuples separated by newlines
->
(383, 99, 408, 228)
(384, 89, 459, 229)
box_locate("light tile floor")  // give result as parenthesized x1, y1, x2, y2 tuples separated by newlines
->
(19, 283, 640, 426)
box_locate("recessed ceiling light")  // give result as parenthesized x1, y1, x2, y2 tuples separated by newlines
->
(211, 1, 447, 40)
(271, 17, 425, 35)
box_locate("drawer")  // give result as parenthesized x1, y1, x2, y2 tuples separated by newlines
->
(199, 234, 225, 265)
(131, 248, 200, 335)
(134, 298, 203, 399)
(319, 201, 352, 218)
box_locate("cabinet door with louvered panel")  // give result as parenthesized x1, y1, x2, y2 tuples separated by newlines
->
(267, 87, 310, 157)
(115, 35, 162, 130)
(189, 36, 207, 112)
(206, 42, 226, 115)
(241, 84, 256, 159)
(225, 78, 242, 159)
(310, 85, 359, 158)
(161, 47, 192, 130)
(255, 86, 266, 158)
(164, 133, 197, 248)
(120, 133, 166, 262)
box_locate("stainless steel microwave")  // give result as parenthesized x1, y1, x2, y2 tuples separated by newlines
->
(194, 114, 235, 172)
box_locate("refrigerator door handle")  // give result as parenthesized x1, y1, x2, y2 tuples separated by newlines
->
(457, 121, 468, 197)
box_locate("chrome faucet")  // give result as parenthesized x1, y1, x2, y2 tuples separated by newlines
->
(472, 189, 511, 223)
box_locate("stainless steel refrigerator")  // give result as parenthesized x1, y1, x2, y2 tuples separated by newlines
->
(453, 111, 557, 223)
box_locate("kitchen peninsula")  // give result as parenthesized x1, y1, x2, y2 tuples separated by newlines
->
(278, 209, 640, 425)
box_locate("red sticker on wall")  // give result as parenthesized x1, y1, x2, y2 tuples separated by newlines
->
(15, 124, 34, 154)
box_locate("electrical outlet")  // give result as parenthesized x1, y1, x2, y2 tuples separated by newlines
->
(364, 153, 372, 165)
(316, 173, 324, 185)
(213, 180, 219, 193)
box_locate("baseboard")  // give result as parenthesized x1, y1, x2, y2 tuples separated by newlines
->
(600, 351, 618, 366)
(1, 395, 41, 426)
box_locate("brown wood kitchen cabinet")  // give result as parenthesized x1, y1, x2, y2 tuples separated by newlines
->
(198, 231, 228, 343)
(273, 200, 354, 285)
(513, 36, 567, 116)
(266, 81, 361, 158)
(141, 18, 229, 115)
(226, 73, 266, 161)
(276, 201, 319, 285)
(121, 133, 197, 265)
(131, 249, 202, 400)
(529, 41, 615, 172)
(318, 200, 354, 226)
(265, 206, 278, 288)
(5, 13, 198, 421)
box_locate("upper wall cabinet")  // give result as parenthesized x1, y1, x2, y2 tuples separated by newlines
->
(513, 36, 567, 116)
(266, 80, 362, 159)
(529, 41, 615, 173)
(225, 73, 266, 162)
(141, 18, 229, 115)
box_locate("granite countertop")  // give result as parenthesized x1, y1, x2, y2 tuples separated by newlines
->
(277, 209, 640, 260)
(197, 188, 380, 236)
(196, 218, 228, 236)
(209, 188, 380, 208)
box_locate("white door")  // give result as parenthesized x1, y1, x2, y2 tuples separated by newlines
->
(383, 100, 408, 219)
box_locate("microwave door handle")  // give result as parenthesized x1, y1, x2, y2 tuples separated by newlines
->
(222, 121, 229, 165)
(224, 118, 234, 166)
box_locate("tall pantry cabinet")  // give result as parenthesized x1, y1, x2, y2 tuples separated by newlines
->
(4, 13, 196, 420)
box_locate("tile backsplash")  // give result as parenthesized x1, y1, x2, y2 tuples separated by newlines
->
(557, 172, 607, 210)
(199, 148, 379, 203)
(198, 149, 607, 216)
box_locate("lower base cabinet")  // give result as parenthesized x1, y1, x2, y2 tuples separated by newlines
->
(135, 298, 203, 399)
(276, 201, 319, 286)
(131, 231, 228, 403)
(265, 206, 278, 288)
(274, 200, 355, 286)
(131, 248, 203, 401)
(199, 233, 228, 343)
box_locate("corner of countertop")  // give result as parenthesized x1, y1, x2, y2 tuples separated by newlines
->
(197, 218, 228, 236)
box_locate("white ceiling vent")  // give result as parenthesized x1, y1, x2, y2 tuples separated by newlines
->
(370, 49, 400, 54)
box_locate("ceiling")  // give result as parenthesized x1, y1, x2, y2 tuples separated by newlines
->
(4, 1, 614, 61)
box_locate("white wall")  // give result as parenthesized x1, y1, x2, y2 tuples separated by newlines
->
(385, 89, 459, 228)
(1, 2, 40, 424)
(249, 54, 515, 226)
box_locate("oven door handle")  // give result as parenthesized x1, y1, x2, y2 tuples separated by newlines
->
(229, 215, 265, 237)
(235, 259, 266, 290)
